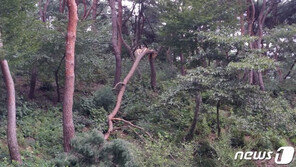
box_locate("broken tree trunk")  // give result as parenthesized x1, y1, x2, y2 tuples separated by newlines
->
(104, 48, 156, 140)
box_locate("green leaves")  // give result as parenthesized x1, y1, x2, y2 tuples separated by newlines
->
(228, 54, 278, 71)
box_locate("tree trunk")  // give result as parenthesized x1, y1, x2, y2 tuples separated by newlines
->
(240, 13, 245, 35)
(248, 0, 275, 90)
(149, 54, 157, 91)
(253, 71, 259, 85)
(258, 71, 265, 91)
(216, 100, 221, 138)
(92, 0, 98, 20)
(249, 70, 253, 84)
(104, 48, 156, 140)
(109, 0, 122, 86)
(114, 55, 122, 86)
(166, 48, 173, 67)
(82, 0, 87, 19)
(180, 53, 186, 76)
(62, 0, 78, 152)
(185, 92, 201, 141)
(28, 66, 37, 99)
(0, 60, 22, 163)
(59, 0, 66, 13)
(256, 0, 269, 91)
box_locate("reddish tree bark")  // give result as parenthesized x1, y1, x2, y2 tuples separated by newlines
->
(83, 0, 99, 20)
(185, 92, 202, 141)
(0, 60, 22, 163)
(82, 0, 87, 18)
(149, 53, 157, 91)
(240, 13, 245, 36)
(92, 0, 98, 20)
(59, 0, 66, 13)
(180, 53, 186, 76)
(62, 0, 78, 152)
(104, 48, 156, 140)
(109, 0, 122, 86)
(39, 0, 50, 22)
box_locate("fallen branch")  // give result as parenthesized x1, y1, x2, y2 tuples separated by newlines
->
(112, 118, 152, 138)
(104, 48, 156, 140)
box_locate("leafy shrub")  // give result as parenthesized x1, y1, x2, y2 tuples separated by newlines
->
(90, 107, 107, 123)
(194, 140, 218, 167)
(76, 86, 115, 115)
(100, 139, 138, 167)
(122, 102, 149, 121)
(53, 130, 138, 167)
(89, 107, 108, 130)
(93, 86, 115, 111)
(94, 69, 108, 84)
(75, 86, 115, 117)
(211, 135, 256, 167)
(75, 96, 94, 115)
(252, 135, 273, 150)
(196, 117, 211, 137)
(230, 129, 246, 148)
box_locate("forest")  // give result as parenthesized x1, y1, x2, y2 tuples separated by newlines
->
(0, 0, 295, 166)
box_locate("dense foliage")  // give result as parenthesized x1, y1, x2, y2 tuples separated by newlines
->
(0, 0, 295, 166)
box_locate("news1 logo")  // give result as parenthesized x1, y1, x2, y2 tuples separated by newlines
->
(234, 146, 295, 165)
